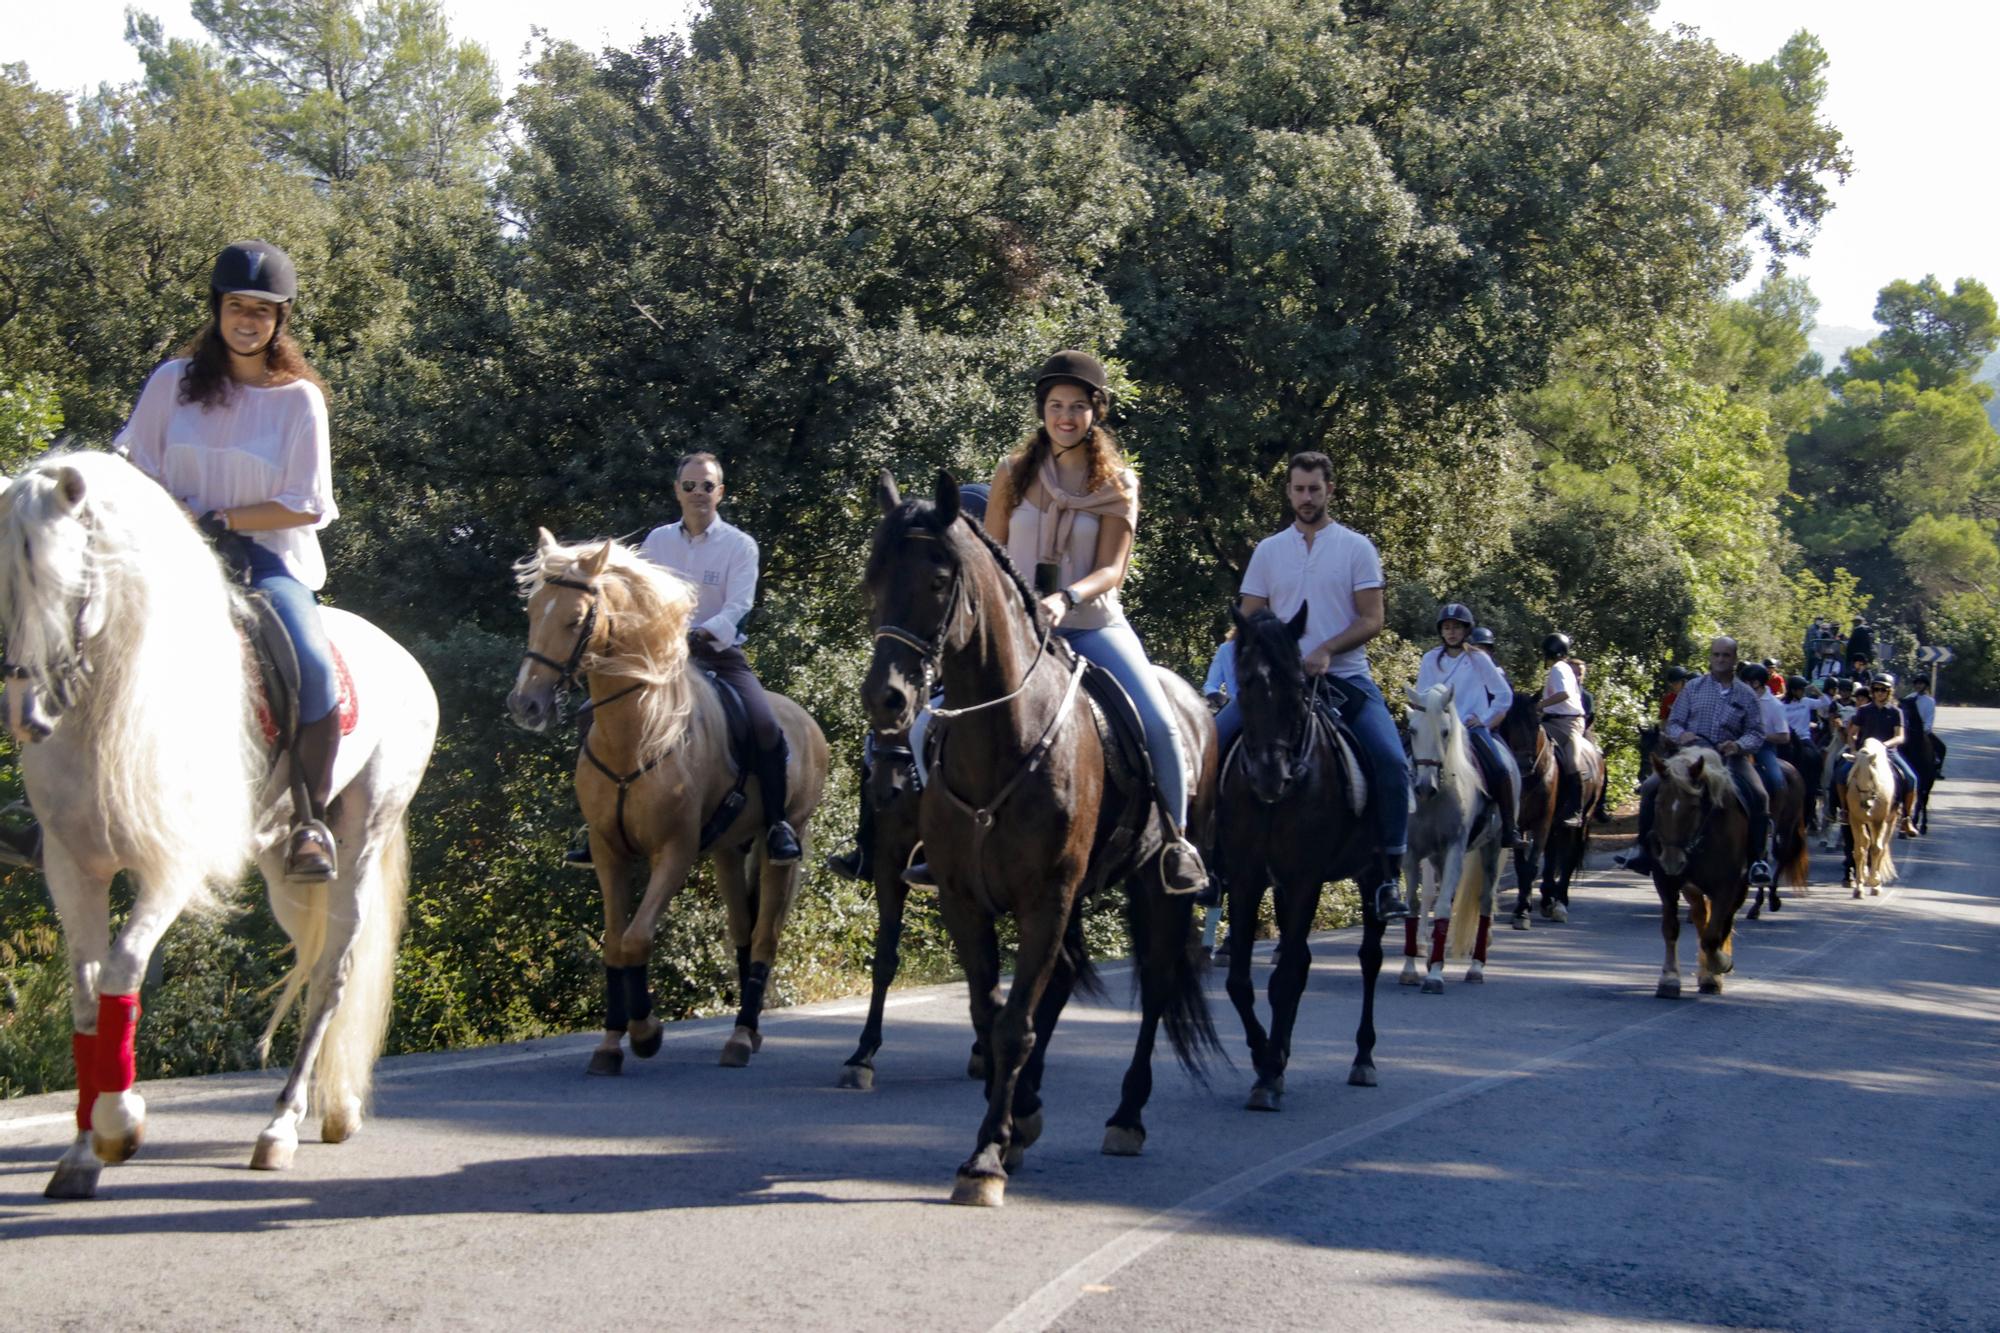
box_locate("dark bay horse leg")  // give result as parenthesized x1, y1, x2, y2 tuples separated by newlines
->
(1511, 837, 1541, 927)
(1253, 882, 1322, 1110)
(838, 871, 910, 1090)
(1655, 878, 1684, 998)
(1106, 877, 1212, 1149)
(1007, 920, 1083, 1171)
(1224, 875, 1278, 1106)
(1350, 897, 1388, 1088)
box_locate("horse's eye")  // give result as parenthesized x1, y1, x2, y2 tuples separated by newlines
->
(931, 570, 949, 592)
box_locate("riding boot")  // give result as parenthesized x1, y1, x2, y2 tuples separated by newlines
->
(756, 740, 801, 865)
(1159, 821, 1209, 896)
(825, 783, 875, 881)
(1372, 852, 1411, 921)
(1615, 785, 1657, 875)
(286, 712, 340, 881)
(1747, 808, 1773, 886)
(564, 823, 594, 869)
(1494, 764, 1518, 848)
(1556, 769, 1583, 828)
(901, 848, 936, 889)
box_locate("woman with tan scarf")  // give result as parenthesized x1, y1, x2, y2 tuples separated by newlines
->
(985, 351, 1207, 894)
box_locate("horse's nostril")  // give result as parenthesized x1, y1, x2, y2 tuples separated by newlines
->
(879, 687, 907, 716)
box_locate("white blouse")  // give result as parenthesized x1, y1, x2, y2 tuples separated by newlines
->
(115, 360, 338, 589)
(1416, 645, 1513, 722)
(1002, 468, 1139, 632)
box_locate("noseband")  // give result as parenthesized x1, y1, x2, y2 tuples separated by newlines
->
(1233, 676, 1325, 806)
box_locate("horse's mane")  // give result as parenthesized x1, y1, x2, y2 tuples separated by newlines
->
(1663, 746, 1733, 806)
(0, 450, 261, 898)
(514, 537, 714, 768)
(1851, 737, 1893, 793)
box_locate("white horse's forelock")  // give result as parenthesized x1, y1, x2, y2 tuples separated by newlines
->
(1409, 682, 1476, 798)
(0, 451, 261, 902)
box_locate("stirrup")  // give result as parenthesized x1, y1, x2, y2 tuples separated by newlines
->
(901, 860, 936, 888)
(765, 820, 802, 865)
(1372, 880, 1411, 921)
(285, 819, 337, 882)
(563, 825, 594, 870)
(1748, 858, 1773, 886)
(1160, 838, 1207, 896)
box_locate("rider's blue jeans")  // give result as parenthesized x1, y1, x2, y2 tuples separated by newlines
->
(1216, 672, 1410, 854)
(1833, 748, 1917, 795)
(1061, 624, 1189, 830)
(245, 542, 336, 724)
(1752, 744, 1787, 802)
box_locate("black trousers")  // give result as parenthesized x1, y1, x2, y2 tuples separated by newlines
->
(691, 641, 783, 753)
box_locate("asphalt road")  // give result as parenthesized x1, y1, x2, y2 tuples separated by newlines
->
(3, 709, 1996, 1332)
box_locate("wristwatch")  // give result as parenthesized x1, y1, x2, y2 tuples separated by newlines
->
(1061, 586, 1082, 609)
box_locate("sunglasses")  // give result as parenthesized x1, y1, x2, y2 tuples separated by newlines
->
(679, 480, 719, 493)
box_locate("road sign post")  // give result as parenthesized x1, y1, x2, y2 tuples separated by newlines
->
(1916, 646, 1955, 704)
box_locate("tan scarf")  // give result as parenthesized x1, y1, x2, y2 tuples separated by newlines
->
(1035, 455, 1130, 568)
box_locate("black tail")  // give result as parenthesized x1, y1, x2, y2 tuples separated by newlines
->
(1124, 875, 1223, 1080)
(1065, 906, 1104, 1002)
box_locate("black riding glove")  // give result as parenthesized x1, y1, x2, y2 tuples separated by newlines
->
(197, 510, 232, 542)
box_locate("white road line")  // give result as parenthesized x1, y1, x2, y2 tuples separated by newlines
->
(993, 884, 1901, 1333)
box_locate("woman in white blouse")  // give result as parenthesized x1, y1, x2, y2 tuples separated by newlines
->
(1414, 603, 1517, 846)
(115, 240, 342, 881)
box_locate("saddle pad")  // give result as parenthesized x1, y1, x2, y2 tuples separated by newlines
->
(254, 643, 359, 746)
(1080, 661, 1154, 791)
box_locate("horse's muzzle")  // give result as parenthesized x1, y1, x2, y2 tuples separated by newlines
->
(506, 682, 554, 734)
(4, 676, 55, 746)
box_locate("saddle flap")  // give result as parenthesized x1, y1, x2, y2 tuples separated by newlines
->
(236, 589, 300, 748)
(702, 668, 785, 774)
(1079, 660, 1152, 791)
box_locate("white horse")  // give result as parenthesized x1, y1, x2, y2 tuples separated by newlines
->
(1402, 682, 1516, 993)
(0, 451, 436, 1199)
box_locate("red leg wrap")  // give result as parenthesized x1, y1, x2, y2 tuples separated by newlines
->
(96, 993, 140, 1094)
(1403, 916, 1419, 957)
(1429, 919, 1448, 967)
(1474, 916, 1493, 963)
(73, 1032, 99, 1133)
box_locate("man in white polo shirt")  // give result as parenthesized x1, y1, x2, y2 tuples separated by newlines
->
(1219, 450, 1411, 921)
(638, 452, 800, 864)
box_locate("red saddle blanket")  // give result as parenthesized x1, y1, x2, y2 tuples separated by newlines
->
(251, 640, 360, 746)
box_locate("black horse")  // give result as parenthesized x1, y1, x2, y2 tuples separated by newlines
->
(1215, 604, 1391, 1110)
(1899, 696, 1945, 835)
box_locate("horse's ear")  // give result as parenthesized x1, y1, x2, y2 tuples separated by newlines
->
(1405, 685, 1424, 709)
(876, 469, 901, 516)
(933, 469, 961, 527)
(1287, 602, 1309, 640)
(1230, 601, 1252, 639)
(1439, 682, 1455, 707)
(579, 541, 612, 578)
(55, 465, 86, 510)
(1688, 756, 1705, 783)
(536, 526, 558, 555)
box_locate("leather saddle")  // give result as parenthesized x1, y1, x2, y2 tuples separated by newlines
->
(232, 588, 359, 758)
(1078, 659, 1171, 877)
(695, 668, 784, 852)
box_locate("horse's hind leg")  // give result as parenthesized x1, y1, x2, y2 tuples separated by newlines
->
(839, 867, 911, 1091)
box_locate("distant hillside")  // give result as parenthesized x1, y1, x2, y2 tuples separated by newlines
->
(1985, 351, 1999, 431)
(1807, 323, 1879, 372)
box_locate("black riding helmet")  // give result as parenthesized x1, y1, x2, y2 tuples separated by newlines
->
(1034, 350, 1108, 397)
(1664, 665, 1691, 683)
(1436, 602, 1474, 630)
(959, 481, 991, 523)
(1786, 674, 1808, 692)
(1541, 632, 1572, 659)
(211, 240, 298, 304)
(1739, 662, 1769, 685)
(1468, 627, 1496, 647)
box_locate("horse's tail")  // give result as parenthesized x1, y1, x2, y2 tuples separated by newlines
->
(1067, 906, 1104, 1002)
(1779, 806, 1812, 888)
(1446, 854, 1483, 958)
(313, 818, 411, 1120)
(1125, 878, 1221, 1080)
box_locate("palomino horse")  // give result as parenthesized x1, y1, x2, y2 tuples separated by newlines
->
(862, 472, 1217, 1207)
(509, 532, 829, 1073)
(1649, 749, 1759, 997)
(1217, 605, 1391, 1111)
(0, 452, 436, 1199)
(1498, 694, 1558, 928)
(1401, 682, 1515, 992)
(1841, 738, 1898, 896)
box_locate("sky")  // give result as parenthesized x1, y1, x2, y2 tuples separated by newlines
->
(8, 2, 1993, 346)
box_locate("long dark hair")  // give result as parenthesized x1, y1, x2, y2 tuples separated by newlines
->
(176, 295, 325, 409)
(994, 381, 1125, 517)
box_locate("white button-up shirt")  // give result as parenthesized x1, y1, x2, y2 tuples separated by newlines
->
(1417, 645, 1513, 722)
(1240, 521, 1384, 679)
(639, 517, 759, 648)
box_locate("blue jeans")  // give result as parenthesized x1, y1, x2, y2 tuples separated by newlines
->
(1753, 745, 1787, 802)
(1062, 624, 1188, 829)
(1215, 672, 1409, 854)
(245, 543, 336, 724)
(1834, 749, 1917, 797)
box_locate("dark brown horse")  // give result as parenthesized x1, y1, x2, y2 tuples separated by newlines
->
(861, 471, 1218, 1208)
(1217, 604, 1392, 1110)
(1900, 696, 1944, 835)
(1649, 748, 1755, 996)
(1747, 756, 1810, 920)
(1498, 694, 1558, 929)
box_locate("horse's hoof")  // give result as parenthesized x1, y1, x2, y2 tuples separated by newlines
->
(1550, 901, 1569, 923)
(1246, 1084, 1282, 1112)
(629, 1022, 663, 1060)
(321, 1096, 362, 1144)
(586, 1048, 624, 1077)
(1101, 1124, 1147, 1156)
(89, 1091, 146, 1164)
(1852, 887, 1863, 899)
(1869, 886, 1881, 897)
(1656, 979, 1681, 999)
(966, 1052, 987, 1081)
(43, 1160, 101, 1200)
(1464, 965, 1486, 984)
(1769, 896, 1782, 913)
(1511, 914, 1530, 931)
(950, 1172, 1007, 1207)
(1538, 899, 1554, 919)
(719, 1025, 759, 1067)
(1348, 1063, 1378, 1088)
(1421, 975, 1444, 995)
(1698, 976, 1722, 995)
(837, 1064, 875, 1091)
(1747, 906, 1761, 921)
(250, 1133, 297, 1171)
(1398, 969, 1421, 987)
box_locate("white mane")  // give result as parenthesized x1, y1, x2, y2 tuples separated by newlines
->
(1664, 746, 1733, 806)
(1408, 682, 1477, 799)
(0, 451, 262, 901)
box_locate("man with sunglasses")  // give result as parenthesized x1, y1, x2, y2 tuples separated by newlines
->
(637, 452, 801, 863)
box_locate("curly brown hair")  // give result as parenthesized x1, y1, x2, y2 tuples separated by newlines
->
(993, 382, 1127, 517)
(176, 296, 325, 409)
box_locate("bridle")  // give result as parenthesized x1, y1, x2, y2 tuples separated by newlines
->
(1230, 670, 1326, 807)
(520, 575, 600, 697)
(1, 526, 99, 731)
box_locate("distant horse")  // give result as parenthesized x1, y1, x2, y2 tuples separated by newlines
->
(862, 472, 1217, 1207)
(1899, 697, 1943, 835)
(1498, 694, 1559, 927)
(1747, 755, 1810, 921)
(0, 452, 436, 1199)
(1649, 749, 1758, 997)
(1840, 739, 1898, 896)
(1218, 604, 1392, 1112)
(509, 531, 829, 1073)
(1400, 683, 1513, 992)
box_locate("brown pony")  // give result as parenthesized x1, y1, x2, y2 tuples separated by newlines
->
(1649, 748, 1755, 997)
(1747, 756, 1810, 920)
(509, 532, 829, 1073)
(862, 472, 1218, 1208)
(1499, 693, 1558, 928)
